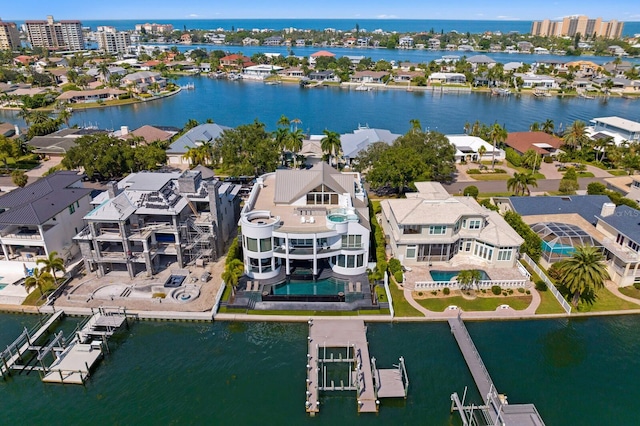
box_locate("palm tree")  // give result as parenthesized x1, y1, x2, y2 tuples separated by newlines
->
(555, 245, 610, 307)
(182, 146, 204, 166)
(97, 62, 110, 82)
(489, 123, 507, 171)
(287, 128, 304, 167)
(24, 267, 55, 295)
(277, 114, 290, 129)
(222, 258, 244, 290)
(542, 119, 555, 134)
(57, 107, 72, 128)
(507, 172, 538, 196)
(477, 145, 487, 163)
(320, 130, 342, 166)
(521, 149, 539, 171)
(457, 269, 482, 291)
(291, 118, 302, 131)
(273, 127, 290, 166)
(530, 122, 541, 132)
(563, 120, 588, 151)
(37, 251, 66, 283)
(197, 141, 214, 165)
(409, 119, 422, 132)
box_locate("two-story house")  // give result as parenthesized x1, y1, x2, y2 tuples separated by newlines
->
(239, 163, 370, 281)
(0, 171, 93, 274)
(74, 170, 241, 278)
(381, 182, 523, 268)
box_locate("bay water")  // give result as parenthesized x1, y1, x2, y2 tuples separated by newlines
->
(1, 313, 639, 425)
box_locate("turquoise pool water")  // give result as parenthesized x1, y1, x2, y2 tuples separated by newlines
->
(430, 270, 490, 282)
(273, 278, 347, 295)
(542, 241, 575, 256)
(0, 284, 6, 290)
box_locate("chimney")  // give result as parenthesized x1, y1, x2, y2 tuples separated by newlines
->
(600, 202, 616, 217)
(106, 181, 119, 199)
(178, 170, 201, 194)
(120, 125, 129, 136)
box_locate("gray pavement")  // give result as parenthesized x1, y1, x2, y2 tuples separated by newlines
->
(444, 177, 605, 195)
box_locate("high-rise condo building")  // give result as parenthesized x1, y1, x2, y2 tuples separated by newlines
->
(25, 15, 84, 51)
(0, 19, 21, 50)
(531, 16, 624, 39)
(96, 27, 131, 54)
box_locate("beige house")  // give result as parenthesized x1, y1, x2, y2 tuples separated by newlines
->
(380, 182, 522, 268)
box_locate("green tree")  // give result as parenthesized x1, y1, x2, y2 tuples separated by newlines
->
(507, 172, 537, 196)
(273, 127, 290, 166)
(462, 185, 479, 198)
(11, 170, 28, 187)
(457, 269, 482, 291)
(489, 123, 507, 171)
(37, 251, 66, 282)
(24, 267, 56, 295)
(320, 130, 342, 166)
(542, 119, 555, 134)
(563, 120, 589, 151)
(503, 211, 543, 261)
(521, 149, 540, 171)
(222, 258, 244, 290)
(352, 141, 390, 172)
(555, 245, 610, 307)
(587, 182, 607, 195)
(214, 120, 279, 176)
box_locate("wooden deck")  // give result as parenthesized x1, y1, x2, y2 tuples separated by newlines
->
(42, 342, 103, 384)
(375, 368, 406, 398)
(306, 319, 377, 414)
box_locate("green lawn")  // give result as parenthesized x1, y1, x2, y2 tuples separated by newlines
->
(619, 286, 640, 300)
(608, 170, 629, 176)
(416, 295, 532, 312)
(217, 307, 389, 316)
(521, 261, 566, 315)
(476, 191, 514, 198)
(22, 289, 47, 306)
(506, 161, 545, 180)
(576, 287, 640, 312)
(536, 290, 567, 314)
(388, 281, 424, 317)
(576, 172, 595, 178)
(469, 174, 510, 181)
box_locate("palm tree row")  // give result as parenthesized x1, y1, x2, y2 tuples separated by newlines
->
(507, 172, 538, 196)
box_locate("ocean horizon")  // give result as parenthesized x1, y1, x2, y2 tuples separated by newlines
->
(11, 18, 640, 36)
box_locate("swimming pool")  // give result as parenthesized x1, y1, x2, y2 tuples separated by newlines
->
(541, 241, 575, 256)
(430, 270, 490, 282)
(272, 278, 347, 296)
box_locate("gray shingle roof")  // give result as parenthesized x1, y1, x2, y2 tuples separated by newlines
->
(166, 123, 231, 154)
(340, 127, 400, 159)
(598, 205, 640, 244)
(274, 163, 353, 204)
(507, 195, 611, 225)
(0, 171, 91, 225)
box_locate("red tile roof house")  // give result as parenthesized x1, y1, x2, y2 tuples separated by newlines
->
(504, 131, 564, 157)
(220, 54, 253, 70)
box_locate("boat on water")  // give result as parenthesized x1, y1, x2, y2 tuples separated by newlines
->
(579, 93, 595, 100)
(265, 80, 282, 85)
(355, 84, 373, 92)
(491, 88, 511, 97)
(533, 88, 552, 97)
(227, 73, 243, 81)
(180, 83, 195, 90)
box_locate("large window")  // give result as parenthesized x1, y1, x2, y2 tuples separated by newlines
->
(467, 219, 482, 230)
(474, 242, 494, 261)
(406, 245, 417, 259)
(429, 225, 446, 235)
(306, 184, 339, 205)
(259, 238, 272, 252)
(497, 248, 512, 261)
(335, 254, 364, 268)
(342, 234, 362, 249)
(246, 237, 258, 252)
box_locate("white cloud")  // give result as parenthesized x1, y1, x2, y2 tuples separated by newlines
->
(377, 14, 398, 19)
(477, 13, 484, 17)
(188, 13, 199, 17)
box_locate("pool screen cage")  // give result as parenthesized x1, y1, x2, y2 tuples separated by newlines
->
(531, 222, 602, 263)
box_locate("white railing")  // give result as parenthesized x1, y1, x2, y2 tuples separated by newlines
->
(521, 254, 572, 314)
(383, 273, 394, 318)
(413, 279, 528, 290)
(211, 280, 227, 319)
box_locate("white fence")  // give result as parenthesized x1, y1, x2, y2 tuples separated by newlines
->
(383, 273, 394, 319)
(521, 253, 572, 314)
(412, 279, 528, 291)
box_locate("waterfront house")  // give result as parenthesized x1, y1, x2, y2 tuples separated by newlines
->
(308, 70, 336, 81)
(74, 170, 241, 278)
(309, 50, 335, 66)
(504, 131, 563, 157)
(399, 36, 414, 48)
(447, 135, 504, 163)
(219, 54, 253, 70)
(165, 123, 230, 167)
(0, 171, 92, 269)
(517, 41, 533, 52)
(278, 67, 305, 79)
(514, 73, 558, 89)
(56, 88, 126, 103)
(239, 163, 370, 280)
(263, 36, 284, 46)
(587, 116, 640, 145)
(350, 71, 389, 84)
(428, 38, 441, 50)
(428, 72, 466, 85)
(394, 71, 424, 83)
(121, 71, 166, 93)
(340, 126, 400, 165)
(242, 64, 284, 80)
(493, 195, 639, 286)
(115, 125, 178, 145)
(467, 55, 496, 70)
(380, 182, 523, 268)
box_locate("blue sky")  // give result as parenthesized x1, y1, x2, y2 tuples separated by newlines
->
(2, 0, 639, 21)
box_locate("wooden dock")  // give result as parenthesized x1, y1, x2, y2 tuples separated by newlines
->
(449, 315, 545, 426)
(305, 319, 408, 415)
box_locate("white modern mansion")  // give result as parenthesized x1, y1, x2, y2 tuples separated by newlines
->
(239, 163, 370, 280)
(380, 182, 523, 268)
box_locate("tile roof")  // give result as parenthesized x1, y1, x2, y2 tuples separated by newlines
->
(126, 125, 174, 143)
(505, 131, 563, 155)
(0, 171, 91, 225)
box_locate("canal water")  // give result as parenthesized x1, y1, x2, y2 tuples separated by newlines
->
(1, 313, 639, 425)
(1, 76, 639, 136)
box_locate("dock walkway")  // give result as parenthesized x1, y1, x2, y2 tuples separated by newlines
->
(448, 315, 545, 426)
